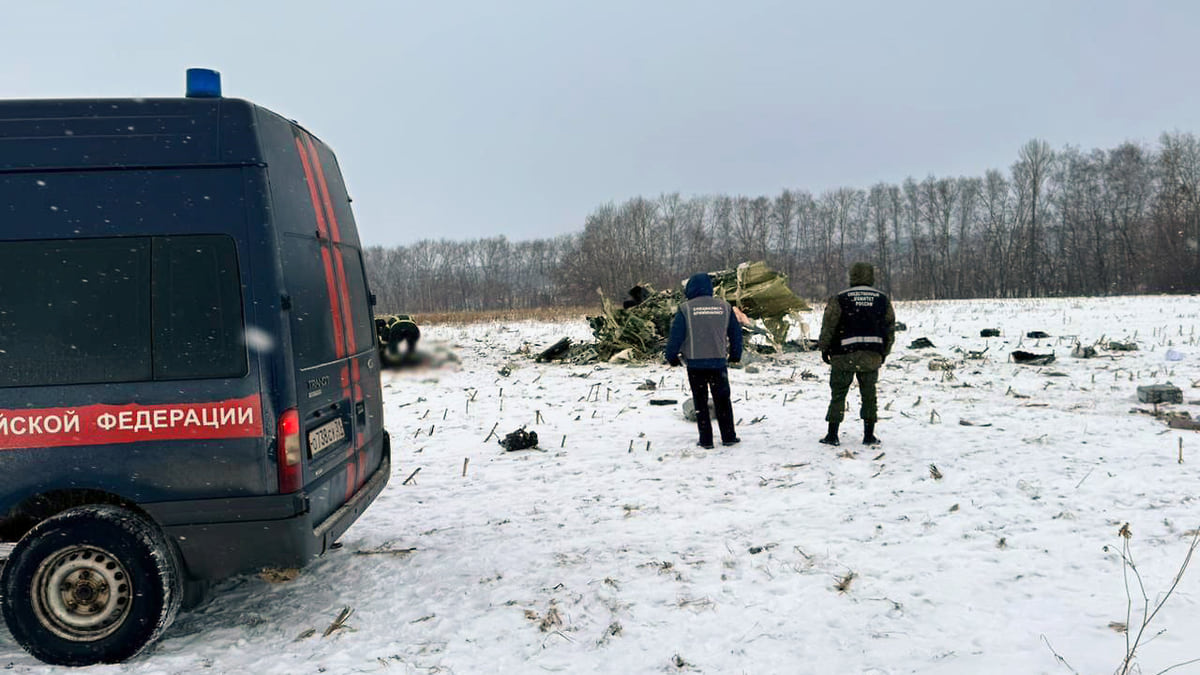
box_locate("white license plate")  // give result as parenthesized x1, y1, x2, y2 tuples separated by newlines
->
(308, 418, 346, 456)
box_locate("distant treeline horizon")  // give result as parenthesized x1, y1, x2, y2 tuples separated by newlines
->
(364, 133, 1200, 314)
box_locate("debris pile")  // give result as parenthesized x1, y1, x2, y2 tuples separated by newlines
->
(538, 261, 811, 365)
(583, 285, 681, 362)
(708, 261, 810, 346)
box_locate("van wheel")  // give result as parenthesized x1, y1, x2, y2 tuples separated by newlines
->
(1, 505, 182, 666)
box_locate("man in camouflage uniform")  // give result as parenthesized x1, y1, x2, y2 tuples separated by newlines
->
(818, 262, 895, 446)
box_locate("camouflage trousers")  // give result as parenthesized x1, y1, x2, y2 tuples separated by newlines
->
(825, 367, 879, 424)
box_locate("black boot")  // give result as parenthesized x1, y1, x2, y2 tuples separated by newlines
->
(819, 422, 840, 446)
(863, 421, 881, 446)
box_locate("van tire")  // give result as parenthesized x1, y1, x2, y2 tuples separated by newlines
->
(0, 505, 182, 666)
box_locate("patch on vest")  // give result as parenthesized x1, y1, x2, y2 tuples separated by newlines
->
(844, 290, 878, 307)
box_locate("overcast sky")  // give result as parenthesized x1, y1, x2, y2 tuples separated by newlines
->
(3, 1, 1198, 247)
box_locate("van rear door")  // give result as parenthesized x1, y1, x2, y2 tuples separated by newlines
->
(272, 126, 383, 528)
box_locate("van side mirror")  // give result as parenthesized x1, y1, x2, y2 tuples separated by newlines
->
(369, 293, 377, 306)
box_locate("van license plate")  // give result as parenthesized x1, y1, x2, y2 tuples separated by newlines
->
(308, 418, 346, 456)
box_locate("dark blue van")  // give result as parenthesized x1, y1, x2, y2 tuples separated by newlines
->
(0, 70, 390, 665)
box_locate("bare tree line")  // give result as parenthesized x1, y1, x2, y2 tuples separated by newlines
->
(364, 133, 1200, 313)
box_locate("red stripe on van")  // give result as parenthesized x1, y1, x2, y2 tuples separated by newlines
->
(331, 246, 358, 352)
(304, 138, 358, 354)
(319, 246, 347, 357)
(304, 135, 371, 500)
(305, 136, 344, 243)
(0, 395, 263, 450)
(294, 136, 347, 358)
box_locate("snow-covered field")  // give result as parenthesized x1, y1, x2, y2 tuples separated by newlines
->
(3, 295, 1200, 674)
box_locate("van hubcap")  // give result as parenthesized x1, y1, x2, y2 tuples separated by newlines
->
(32, 545, 132, 641)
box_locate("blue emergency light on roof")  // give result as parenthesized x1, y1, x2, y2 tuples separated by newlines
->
(185, 68, 222, 98)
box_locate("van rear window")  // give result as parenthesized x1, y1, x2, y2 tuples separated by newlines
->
(337, 246, 376, 355)
(0, 235, 245, 387)
(281, 236, 375, 368)
(280, 235, 339, 369)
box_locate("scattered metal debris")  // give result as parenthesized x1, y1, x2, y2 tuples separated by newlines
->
(1011, 350, 1055, 365)
(499, 428, 540, 451)
(1137, 384, 1182, 404)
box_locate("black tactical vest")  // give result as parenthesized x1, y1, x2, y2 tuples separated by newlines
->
(833, 286, 888, 355)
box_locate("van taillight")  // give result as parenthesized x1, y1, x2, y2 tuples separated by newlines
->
(276, 408, 302, 493)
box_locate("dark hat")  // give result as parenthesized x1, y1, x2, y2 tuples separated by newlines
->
(849, 262, 875, 286)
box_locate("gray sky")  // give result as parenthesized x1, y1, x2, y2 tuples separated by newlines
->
(3, 1, 1197, 247)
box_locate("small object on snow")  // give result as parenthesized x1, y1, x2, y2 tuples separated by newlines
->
(354, 545, 417, 557)
(1166, 412, 1200, 430)
(1026, 330, 1051, 339)
(323, 606, 354, 638)
(608, 348, 635, 363)
(744, 364, 760, 374)
(980, 328, 1000, 338)
(959, 419, 992, 427)
(893, 321, 907, 332)
(1137, 384, 1182, 405)
(908, 337, 935, 349)
(1070, 344, 1096, 359)
(536, 337, 572, 362)
(499, 428, 539, 451)
(259, 567, 301, 583)
(928, 358, 956, 371)
(1107, 340, 1138, 352)
(1165, 348, 1185, 362)
(929, 464, 943, 480)
(1011, 350, 1055, 365)
(648, 398, 678, 406)
(682, 397, 716, 422)
(498, 363, 513, 377)
(833, 571, 856, 592)
(636, 379, 657, 390)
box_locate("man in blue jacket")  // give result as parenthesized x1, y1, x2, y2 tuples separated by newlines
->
(665, 273, 743, 449)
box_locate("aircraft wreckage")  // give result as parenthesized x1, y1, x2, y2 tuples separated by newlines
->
(537, 261, 813, 365)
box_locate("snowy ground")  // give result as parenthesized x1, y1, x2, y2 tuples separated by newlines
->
(3, 295, 1200, 674)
